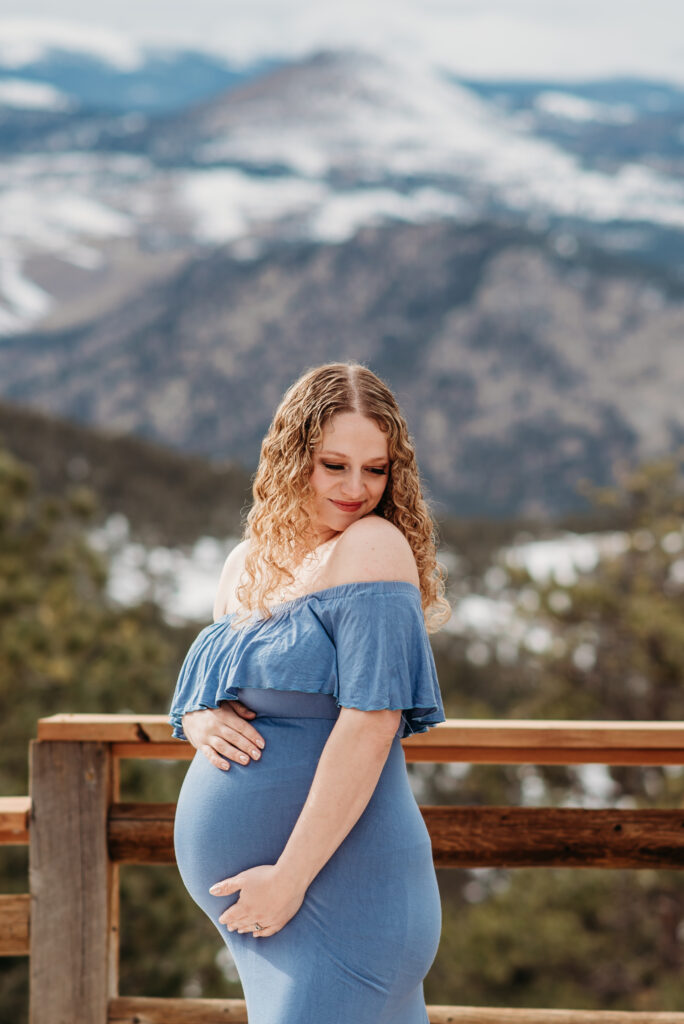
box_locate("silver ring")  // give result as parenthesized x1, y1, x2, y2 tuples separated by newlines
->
(253, 922, 263, 931)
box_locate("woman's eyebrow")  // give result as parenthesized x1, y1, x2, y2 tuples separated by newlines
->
(318, 450, 388, 462)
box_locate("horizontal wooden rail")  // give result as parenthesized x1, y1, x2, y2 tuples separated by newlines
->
(107, 996, 684, 1023)
(0, 894, 30, 955)
(426, 806, 684, 869)
(0, 797, 30, 844)
(11, 719, 684, 1020)
(37, 715, 684, 765)
(108, 803, 684, 869)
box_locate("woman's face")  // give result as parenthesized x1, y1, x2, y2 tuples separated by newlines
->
(306, 412, 390, 541)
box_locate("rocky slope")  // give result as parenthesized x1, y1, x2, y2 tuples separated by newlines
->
(1, 219, 682, 519)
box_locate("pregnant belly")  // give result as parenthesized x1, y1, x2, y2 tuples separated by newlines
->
(173, 716, 431, 916)
(174, 715, 441, 992)
(174, 716, 331, 907)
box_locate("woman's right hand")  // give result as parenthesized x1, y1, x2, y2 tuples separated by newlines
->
(182, 702, 265, 771)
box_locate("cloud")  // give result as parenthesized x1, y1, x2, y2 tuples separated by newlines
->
(2, 2, 684, 82)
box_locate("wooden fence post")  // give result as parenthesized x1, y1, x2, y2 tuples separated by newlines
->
(29, 739, 118, 1024)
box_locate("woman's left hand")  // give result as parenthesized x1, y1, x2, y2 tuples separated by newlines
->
(210, 864, 307, 938)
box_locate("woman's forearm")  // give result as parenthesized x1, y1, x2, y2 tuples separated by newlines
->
(275, 708, 399, 890)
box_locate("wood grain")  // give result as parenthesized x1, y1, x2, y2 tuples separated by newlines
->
(423, 806, 684, 868)
(29, 740, 116, 1024)
(107, 997, 684, 1023)
(37, 714, 175, 743)
(0, 894, 30, 955)
(109, 803, 175, 863)
(0, 796, 30, 844)
(36, 715, 684, 766)
(107, 802, 684, 869)
(404, 746, 684, 765)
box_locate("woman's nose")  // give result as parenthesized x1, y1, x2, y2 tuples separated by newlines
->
(340, 472, 365, 498)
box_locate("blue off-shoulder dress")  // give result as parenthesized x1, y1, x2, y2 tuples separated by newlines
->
(169, 580, 445, 1024)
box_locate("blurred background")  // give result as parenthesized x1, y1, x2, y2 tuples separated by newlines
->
(1, 1, 684, 1018)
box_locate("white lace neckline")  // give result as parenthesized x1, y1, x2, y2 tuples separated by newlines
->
(275, 533, 342, 602)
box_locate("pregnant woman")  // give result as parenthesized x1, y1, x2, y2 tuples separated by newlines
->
(169, 360, 451, 1023)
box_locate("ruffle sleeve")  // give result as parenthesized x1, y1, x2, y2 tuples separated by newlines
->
(318, 582, 446, 739)
(167, 599, 341, 741)
(168, 618, 228, 741)
(167, 605, 338, 741)
(167, 580, 446, 742)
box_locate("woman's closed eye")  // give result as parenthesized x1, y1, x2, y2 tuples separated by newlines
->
(323, 463, 387, 475)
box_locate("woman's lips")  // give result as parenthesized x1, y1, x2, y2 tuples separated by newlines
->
(330, 499, 364, 511)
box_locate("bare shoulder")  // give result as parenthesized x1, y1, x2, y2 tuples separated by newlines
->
(213, 538, 250, 619)
(327, 515, 419, 588)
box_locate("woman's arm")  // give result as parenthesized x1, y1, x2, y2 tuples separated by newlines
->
(212, 538, 248, 621)
(212, 706, 400, 936)
(209, 516, 418, 936)
(276, 707, 399, 889)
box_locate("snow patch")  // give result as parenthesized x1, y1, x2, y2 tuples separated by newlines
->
(535, 91, 635, 124)
(0, 151, 146, 334)
(178, 169, 327, 243)
(0, 255, 51, 321)
(179, 168, 470, 247)
(0, 76, 71, 110)
(505, 531, 630, 586)
(309, 186, 469, 243)
(88, 516, 239, 625)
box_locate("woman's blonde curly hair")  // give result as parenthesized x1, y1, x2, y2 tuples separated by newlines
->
(231, 360, 451, 633)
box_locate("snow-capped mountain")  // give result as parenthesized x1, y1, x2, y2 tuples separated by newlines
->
(147, 50, 684, 229)
(2, 43, 684, 336)
(2, 26, 684, 519)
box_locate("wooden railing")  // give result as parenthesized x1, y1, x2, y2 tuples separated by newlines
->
(2, 715, 684, 1023)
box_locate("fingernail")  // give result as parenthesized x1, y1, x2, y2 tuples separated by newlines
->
(251, 749, 260, 759)
(240, 754, 248, 763)
(257, 739, 265, 748)
(209, 885, 221, 895)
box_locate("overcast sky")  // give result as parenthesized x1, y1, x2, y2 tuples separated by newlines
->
(3, 1, 684, 82)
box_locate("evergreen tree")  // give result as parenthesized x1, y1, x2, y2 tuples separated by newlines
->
(429, 450, 684, 1010)
(0, 447, 239, 1020)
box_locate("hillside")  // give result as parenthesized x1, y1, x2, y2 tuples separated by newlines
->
(1, 219, 683, 519)
(0, 398, 251, 545)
